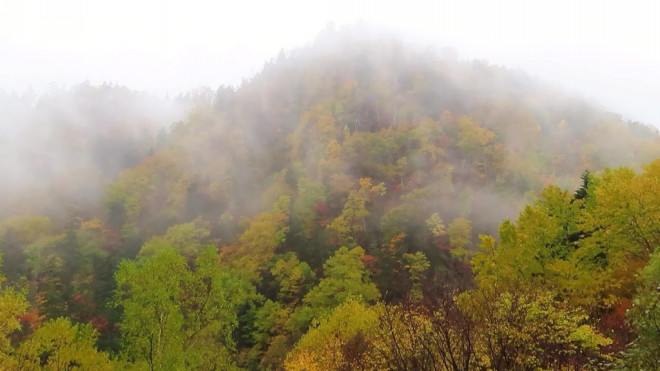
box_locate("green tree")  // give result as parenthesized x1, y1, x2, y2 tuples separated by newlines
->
(403, 251, 430, 299)
(115, 247, 252, 370)
(327, 178, 385, 244)
(619, 247, 660, 370)
(251, 299, 289, 362)
(0, 215, 54, 281)
(448, 217, 472, 260)
(291, 178, 327, 241)
(14, 317, 113, 370)
(270, 253, 315, 305)
(139, 218, 210, 261)
(105, 149, 194, 238)
(300, 246, 380, 320)
(469, 185, 618, 313)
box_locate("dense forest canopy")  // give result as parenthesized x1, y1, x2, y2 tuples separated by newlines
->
(1, 29, 660, 369)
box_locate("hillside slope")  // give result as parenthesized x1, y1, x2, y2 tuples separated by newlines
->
(1, 29, 660, 369)
(106, 30, 660, 246)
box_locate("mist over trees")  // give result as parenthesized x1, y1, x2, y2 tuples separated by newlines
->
(1, 28, 660, 369)
(0, 84, 201, 221)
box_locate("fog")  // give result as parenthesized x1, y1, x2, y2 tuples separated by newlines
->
(2, 4, 660, 366)
(2, 1, 660, 236)
(2, 0, 659, 126)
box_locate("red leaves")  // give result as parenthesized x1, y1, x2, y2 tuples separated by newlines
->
(437, 240, 452, 251)
(91, 316, 109, 331)
(361, 254, 381, 275)
(361, 254, 378, 266)
(314, 201, 328, 216)
(71, 294, 107, 331)
(18, 309, 45, 331)
(599, 298, 634, 353)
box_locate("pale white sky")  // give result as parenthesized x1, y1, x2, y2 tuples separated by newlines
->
(1, 0, 659, 125)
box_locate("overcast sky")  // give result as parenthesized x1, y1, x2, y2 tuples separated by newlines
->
(2, 0, 659, 126)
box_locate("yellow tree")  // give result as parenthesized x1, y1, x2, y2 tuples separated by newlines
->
(447, 217, 473, 261)
(327, 178, 385, 244)
(458, 288, 611, 370)
(285, 298, 378, 370)
(0, 256, 28, 368)
(221, 195, 291, 281)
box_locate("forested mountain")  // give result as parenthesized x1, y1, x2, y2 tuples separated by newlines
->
(1, 29, 660, 369)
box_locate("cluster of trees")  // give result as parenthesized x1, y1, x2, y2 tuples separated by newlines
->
(285, 162, 660, 370)
(2, 29, 660, 369)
